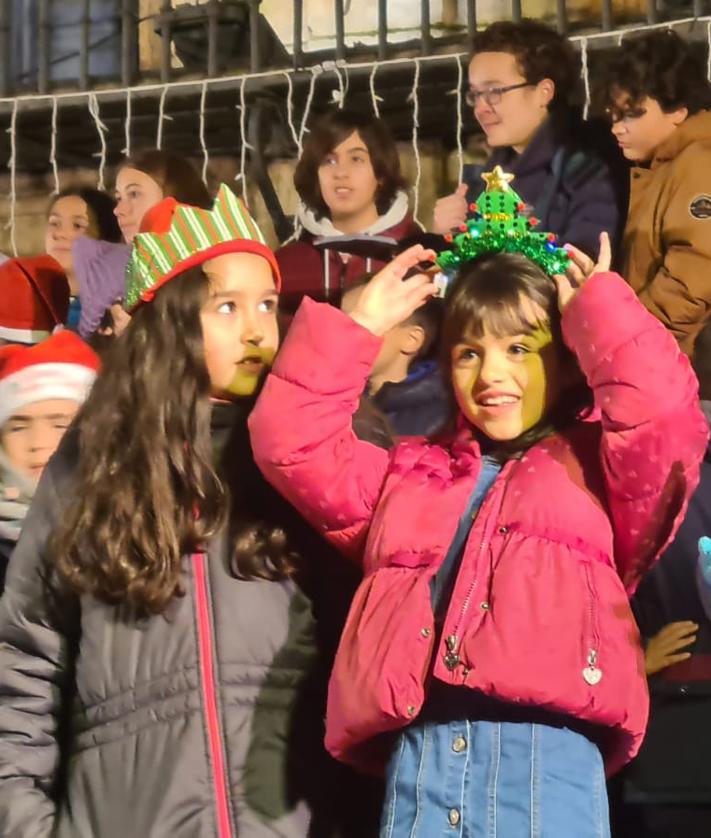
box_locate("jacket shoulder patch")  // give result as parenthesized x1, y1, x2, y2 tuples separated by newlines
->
(689, 195, 711, 219)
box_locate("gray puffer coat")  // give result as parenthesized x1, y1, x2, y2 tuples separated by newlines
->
(0, 423, 366, 838)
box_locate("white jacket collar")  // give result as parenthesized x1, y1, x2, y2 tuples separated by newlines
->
(297, 190, 411, 238)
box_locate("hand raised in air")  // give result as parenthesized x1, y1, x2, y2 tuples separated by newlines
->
(553, 231, 612, 311)
(347, 245, 438, 337)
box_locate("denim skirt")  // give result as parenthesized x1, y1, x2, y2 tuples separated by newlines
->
(380, 718, 610, 838)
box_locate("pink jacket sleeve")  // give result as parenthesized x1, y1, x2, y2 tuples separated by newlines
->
(562, 271, 708, 594)
(249, 298, 391, 562)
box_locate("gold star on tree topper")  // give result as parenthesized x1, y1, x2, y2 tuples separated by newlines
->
(481, 165, 515, 192)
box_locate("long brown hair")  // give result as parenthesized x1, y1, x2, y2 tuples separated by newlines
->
(441, 252, 593, 458)
(121, 149, 212, 209)
(54, 267, 296, 615)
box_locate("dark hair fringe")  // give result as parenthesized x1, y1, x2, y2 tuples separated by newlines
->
(599, 30, 711, 115)
(440, 251, 593, 461)
(471, 19, 578, 112)
(48, 186, 122, 243)
(294, 108, 407, 220)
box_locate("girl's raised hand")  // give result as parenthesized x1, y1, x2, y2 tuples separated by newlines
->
(347, 245, 438, 336)
(553, 231, 612, 311)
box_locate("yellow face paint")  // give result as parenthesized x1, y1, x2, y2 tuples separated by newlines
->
(225, 346, 276, 397)
(450, 319, 563, 442)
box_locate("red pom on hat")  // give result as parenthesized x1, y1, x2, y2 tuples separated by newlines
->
(139, 197, 181, 235)
(0, 331, 99, 428)
(0, 255, 70, 344)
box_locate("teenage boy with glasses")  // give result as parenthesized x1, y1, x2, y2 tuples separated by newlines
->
(434, 20, 625, 260)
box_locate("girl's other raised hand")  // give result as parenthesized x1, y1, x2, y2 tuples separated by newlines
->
(347, 245, 438, 337)
(553, 231, 612, 311)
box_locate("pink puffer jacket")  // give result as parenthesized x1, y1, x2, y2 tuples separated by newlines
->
(250, 271, 707, 777)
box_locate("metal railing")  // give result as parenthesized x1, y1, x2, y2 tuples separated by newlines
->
(0, 0, 709, 98)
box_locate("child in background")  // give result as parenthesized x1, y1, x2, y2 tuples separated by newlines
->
(0, 331, 98, 589)
(0, 254, 69, 345)
(276, 108, 420, 314)
(0, 185, 360, 837)
(341, 279, 448, 437)
(434, 20, 624, 257)
(45, 186, 122, 329)
(250, 169, 706, 836)
(75, 148, 211, 346)
(601, 30, 711, 355)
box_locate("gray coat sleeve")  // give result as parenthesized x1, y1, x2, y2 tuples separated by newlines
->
(0, 461, 77, 837)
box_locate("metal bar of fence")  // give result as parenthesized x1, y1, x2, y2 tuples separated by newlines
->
(421, 0, 432, 56)
(121, 0, 135, 88)
(335, 0, 346, 61)
(556, 0, 568, 33)
(160, 0, 171, 83)
(466, 0, 477, 42)
(0, 1, 9, 96)
(647, 0, 658, 24)
(378, 0, 388, 61)
(293, 0, 304, 67)
(80, 0, 91, 90)
(249, 0, 260, 73)
(207, 0, 219, 77)
(693, 0, 704, 17)
(600, 0, 613, 31)
(38, 0, 50, 94)
(511, 0, 522, 24)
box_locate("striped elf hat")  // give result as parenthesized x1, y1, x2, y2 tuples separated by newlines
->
(124, 183, 281, 311)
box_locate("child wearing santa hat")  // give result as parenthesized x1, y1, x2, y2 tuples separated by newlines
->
(0, 330, 99, 587)
(0, 254, 70, 345)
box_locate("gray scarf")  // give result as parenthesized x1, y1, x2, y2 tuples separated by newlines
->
(0, 447, 36, 545)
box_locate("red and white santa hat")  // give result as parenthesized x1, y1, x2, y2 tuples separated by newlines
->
(0, 255, 70, 344)
(0, 331, 100, 428)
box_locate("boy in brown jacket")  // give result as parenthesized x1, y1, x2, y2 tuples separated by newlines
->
(601, 31, 711, 355)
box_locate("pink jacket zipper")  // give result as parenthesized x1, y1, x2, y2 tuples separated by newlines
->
(192, 552, 234, 838)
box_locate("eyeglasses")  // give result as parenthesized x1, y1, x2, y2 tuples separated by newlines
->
(465, 82, 535, 108)
(604, 105, 648, 125)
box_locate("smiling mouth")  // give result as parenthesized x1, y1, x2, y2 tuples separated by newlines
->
(476, 394, 520, 411)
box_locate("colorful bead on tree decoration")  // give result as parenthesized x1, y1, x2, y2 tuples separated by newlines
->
(436, 165, 570, 282)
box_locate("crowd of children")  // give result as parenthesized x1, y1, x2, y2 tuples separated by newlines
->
(0, 20, 710, 838)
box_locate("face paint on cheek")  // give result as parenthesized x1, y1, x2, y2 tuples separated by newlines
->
(224, 347, 276, 397)
(519, 327, 555, 432)
(519, 354, 548, 431)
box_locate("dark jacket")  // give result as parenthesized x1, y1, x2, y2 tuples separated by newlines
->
(370, 361, 450, 438)
(463, 114, 627, 258)
(276, 191, 421, 314)
(0, 407, 378, 837)
(621, 430, 711, 804)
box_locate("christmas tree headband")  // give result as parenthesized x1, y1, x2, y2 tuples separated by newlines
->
(435, 166, 570, 287)
(125, 183, 281, 311)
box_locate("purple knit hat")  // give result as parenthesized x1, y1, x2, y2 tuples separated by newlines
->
(73, 237, 132, 339)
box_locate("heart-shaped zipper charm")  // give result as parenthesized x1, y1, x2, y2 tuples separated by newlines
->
(583, 666, 602, 686)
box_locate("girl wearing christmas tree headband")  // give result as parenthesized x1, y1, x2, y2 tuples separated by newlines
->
(250, 169, 707, 836)
(0, 184, 361, 835)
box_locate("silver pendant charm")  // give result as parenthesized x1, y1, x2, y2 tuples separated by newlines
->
(583, 666, 602, 685)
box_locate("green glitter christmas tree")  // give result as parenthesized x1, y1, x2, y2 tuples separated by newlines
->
(436, 166, 570, 278)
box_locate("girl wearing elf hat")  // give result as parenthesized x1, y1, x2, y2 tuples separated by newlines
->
(0, 331, 99, 589)
(250, 168, 707, 836)
(0, 185, 365, 837)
